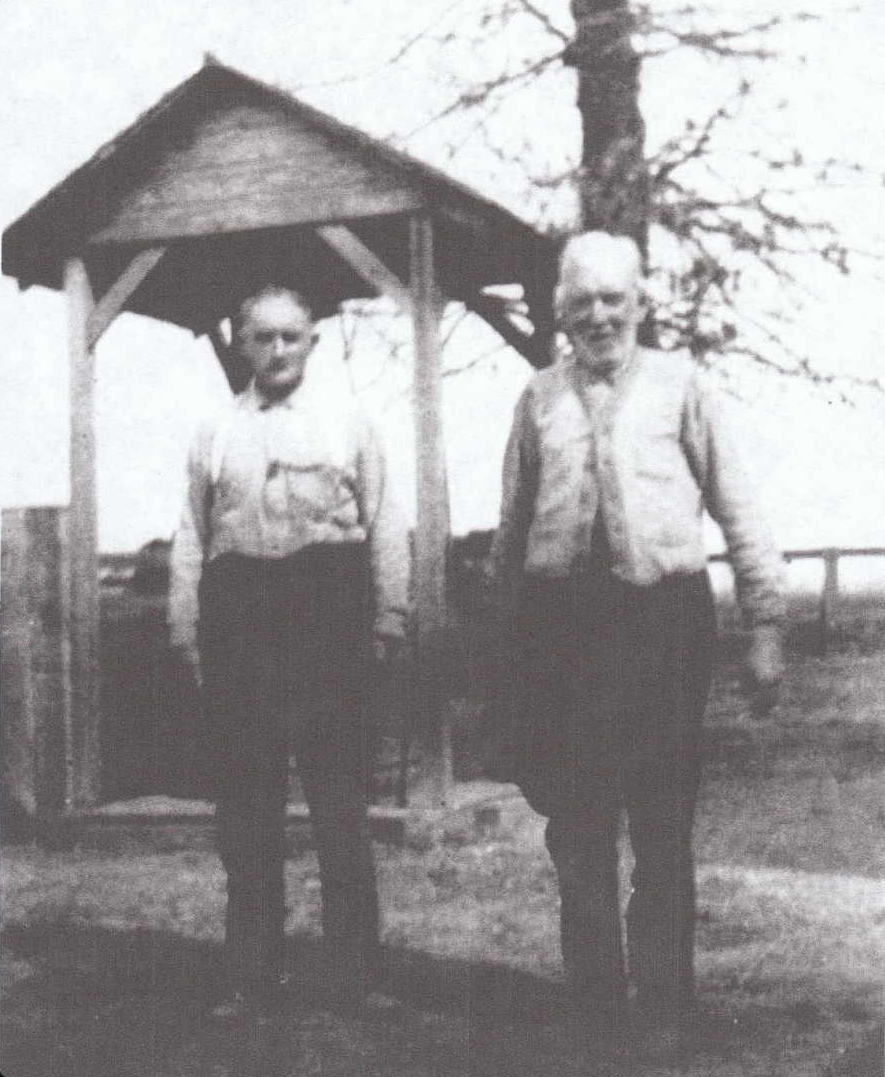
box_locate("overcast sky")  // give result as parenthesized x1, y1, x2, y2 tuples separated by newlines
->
(2, 0, 884, 588)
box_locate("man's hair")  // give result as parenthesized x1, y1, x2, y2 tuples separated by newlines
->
(231, 284, 314, 343)
(554, 231, 643, 321)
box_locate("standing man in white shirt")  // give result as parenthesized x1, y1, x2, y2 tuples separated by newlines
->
(489, 231, 785, 1057)
(169, 285, 409, 1018)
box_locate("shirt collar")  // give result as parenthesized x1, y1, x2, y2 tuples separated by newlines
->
(577, 348, 637, 387)
(240, 379, 302, 411)
(572, 350, 635, 390)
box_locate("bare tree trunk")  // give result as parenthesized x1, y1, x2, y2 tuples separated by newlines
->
(565, 0, 649, 256)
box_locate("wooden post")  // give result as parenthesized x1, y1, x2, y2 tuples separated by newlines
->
(819, 548, 840, 653)
(1, 510, 36, 815)
(409, 215, 453, 808)
(65, 257, 101, 808)
(1, 509, 73, 828)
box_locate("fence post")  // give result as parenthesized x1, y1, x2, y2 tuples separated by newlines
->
(819, 549, 840, 652)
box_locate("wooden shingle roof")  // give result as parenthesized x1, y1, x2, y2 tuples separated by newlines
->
(3, 57, 557, 336)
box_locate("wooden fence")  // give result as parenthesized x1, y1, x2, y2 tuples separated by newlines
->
(710, 546, 885, 649)
(4, 532, 884, 836)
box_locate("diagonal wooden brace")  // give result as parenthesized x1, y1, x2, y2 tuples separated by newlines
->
(86, 246, 166, 350)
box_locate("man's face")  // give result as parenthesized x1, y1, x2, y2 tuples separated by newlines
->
(560, 257, 643, 374)
(238, 293, 317, 399)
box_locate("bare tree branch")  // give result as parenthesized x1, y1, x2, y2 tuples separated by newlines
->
(364, 0, 882, 394)
(393, 50, 563, 145)
(513, 0, 571, 43)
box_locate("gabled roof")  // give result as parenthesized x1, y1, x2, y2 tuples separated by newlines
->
(2, 58, 558, 335)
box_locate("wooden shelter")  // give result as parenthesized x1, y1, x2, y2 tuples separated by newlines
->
(1, 57, 558, 822)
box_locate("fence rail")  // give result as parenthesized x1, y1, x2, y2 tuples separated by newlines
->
(80, 542, 885, 821)
(709, 546, 885, 648)
(98, 541, 885, 650)
(708, 546, 885, 563)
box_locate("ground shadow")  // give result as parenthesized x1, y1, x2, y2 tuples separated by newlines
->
(1, 920, 608, 1077)
(3, 917, 875, 1077)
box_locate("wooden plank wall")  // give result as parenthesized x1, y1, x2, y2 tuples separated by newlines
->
(91, 103, 422, 244)
(1, 508, 70, 819)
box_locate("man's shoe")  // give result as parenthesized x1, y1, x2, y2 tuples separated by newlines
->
(209, 975, 293, 1021)
(360, 989, 402, 1016)
(321, 968, 402, 1017)
(325, 982, 401, 1016)
(564, 982, 629, 1032)
(630, 1010, 683, 1066)
(259, 973, 294, 1016)
(557, 992, 630, 1052)
(209, 991, 252, 1021)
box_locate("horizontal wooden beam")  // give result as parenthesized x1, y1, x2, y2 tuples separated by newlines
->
(709, 546, 885, 563)
(86, 246, 166, 349)
(77, 800, 409, 844)
(90, 191, 423, 246)
(316, 224, 412, 313)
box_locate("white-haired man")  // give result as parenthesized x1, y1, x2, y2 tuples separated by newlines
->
(169, 285, 409, 1018)
(490, 232, 784, 1051)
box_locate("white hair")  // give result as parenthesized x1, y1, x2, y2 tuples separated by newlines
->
(554, 231, 642, 319)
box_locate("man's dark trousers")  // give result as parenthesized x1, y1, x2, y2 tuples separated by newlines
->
(199, 545, 379, 997)
(514, 568, 716, 1020)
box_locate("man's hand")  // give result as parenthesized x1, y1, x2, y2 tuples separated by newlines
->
(172, 641, 202, 691)
(743, 624, 784, 717)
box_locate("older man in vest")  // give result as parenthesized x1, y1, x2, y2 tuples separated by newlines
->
(490, 232, 784, 1055)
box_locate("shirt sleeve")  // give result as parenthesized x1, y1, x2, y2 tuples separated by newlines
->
(354, 411, 410, 640)
(490, 384, 539, 616)
(167, 419, 214, 649)
(681, 372, 786, 628)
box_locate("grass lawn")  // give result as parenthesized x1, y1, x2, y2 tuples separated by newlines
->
(2, 641, 885, 1075)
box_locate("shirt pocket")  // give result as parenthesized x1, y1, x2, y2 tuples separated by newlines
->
(282, 464, 339, 523)
(267, 462, 356, 528)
